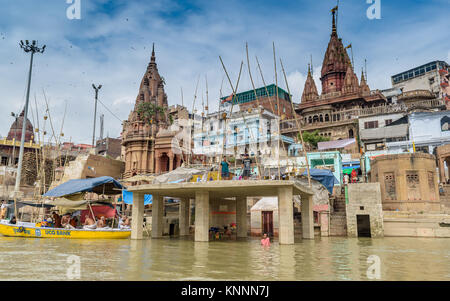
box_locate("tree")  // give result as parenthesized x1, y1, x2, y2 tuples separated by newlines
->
(299, 130, 330, 149)
(136, 102, 166, 125)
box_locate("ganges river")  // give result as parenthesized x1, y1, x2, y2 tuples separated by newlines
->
(0, 236, 449, 281)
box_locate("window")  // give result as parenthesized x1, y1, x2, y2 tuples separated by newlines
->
(364, 121, 379, 129)
(384, 172, 396, 200)
(385, 119, 393, 126)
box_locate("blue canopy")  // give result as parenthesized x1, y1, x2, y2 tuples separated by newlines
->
(301, 169, 339, 194)
(121, 190, 152, 205)
(43, 176, 124, 197)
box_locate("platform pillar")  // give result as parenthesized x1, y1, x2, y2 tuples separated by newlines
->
(236, 196, 248, 238)
(179, 198, 190, 236)
(152, 194, 164, 238)
(278, 187, 294, 245)
(194, 190, 209, 242)
(301, 194, 314, 239)
(131, 192, 145, 240)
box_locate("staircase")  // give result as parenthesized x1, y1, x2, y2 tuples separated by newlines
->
(330, 195, 347, 236)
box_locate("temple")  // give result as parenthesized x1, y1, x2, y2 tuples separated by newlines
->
(291, 8, 386, 148)
(122, 45, 188, 178)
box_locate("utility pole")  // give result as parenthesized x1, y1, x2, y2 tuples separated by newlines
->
(14, 40, 45, 217)
(91, 84, 102, 148)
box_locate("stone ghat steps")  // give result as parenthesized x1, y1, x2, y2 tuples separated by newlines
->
(330, 212, 347, 236)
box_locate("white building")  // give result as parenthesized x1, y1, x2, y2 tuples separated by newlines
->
(391, 60, 449, 99)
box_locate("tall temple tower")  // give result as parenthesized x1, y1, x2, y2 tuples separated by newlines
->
(122, 45, 171, 177)
(292, 7, 386, 144)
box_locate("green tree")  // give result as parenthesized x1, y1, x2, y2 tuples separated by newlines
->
(136, 102, 166, 125)
(299, 130, 330, 149)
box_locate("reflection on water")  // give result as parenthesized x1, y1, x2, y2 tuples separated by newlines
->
(0, 236, 449, 281)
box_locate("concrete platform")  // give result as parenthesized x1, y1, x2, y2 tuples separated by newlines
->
(128, 180, 314, 244)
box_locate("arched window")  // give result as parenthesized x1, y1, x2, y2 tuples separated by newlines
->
(313, 115, 319, 123)
(308, 116, 312, 124)
(349, 129, 354, 138)
(325, 114, 330, 122)
(319, 115, 323, 122)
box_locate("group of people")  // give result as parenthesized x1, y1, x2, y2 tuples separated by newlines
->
(220, 154, 254, 180)
(36, 211, 131, 230)
(343, 169, 359, 185)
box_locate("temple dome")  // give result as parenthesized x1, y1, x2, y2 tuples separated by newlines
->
(7, 110, 35, 143)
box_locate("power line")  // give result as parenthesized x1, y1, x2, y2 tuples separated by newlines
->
(97, 98, 124, 123)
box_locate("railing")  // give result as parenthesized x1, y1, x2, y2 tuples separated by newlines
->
(281, 98, 446, 133)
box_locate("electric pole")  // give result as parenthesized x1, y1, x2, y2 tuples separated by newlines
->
(14, 40, 45, 195)
(92, 84, 102, 148)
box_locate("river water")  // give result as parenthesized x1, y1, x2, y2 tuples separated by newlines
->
(0, 236, 449, 281)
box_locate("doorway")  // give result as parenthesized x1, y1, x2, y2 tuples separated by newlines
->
(262, 211, 273, 236)
(356, 215, 371, 237)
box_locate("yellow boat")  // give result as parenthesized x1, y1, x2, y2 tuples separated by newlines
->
(0, 221, 131, 239)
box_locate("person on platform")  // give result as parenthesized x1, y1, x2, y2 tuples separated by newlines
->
(241, 154, 252, 180)
(261, 233, 270, 247)
(83, 214, 97, 230)
(220, 157, 230, 180)
(351, 169, 358, 183)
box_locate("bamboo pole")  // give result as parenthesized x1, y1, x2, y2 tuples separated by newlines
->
(273, 43, 281, 179)
(187, 75, 200, 167)
(279, 58, 312, 187)
(219, 57, 262, 180)
(255, 55, 288, 174)
(218, 58, 243, 179)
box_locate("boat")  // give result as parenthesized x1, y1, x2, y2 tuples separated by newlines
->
(0, 220, 130, 239)
(0, 176, 132, 239)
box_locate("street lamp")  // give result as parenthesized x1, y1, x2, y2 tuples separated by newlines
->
(14, 40, 45, 196)
(92, 84, 102, 148)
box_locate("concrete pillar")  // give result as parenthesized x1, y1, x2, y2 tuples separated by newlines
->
(179, 198, 190, 236)
(194, 190, 209, 242)
(277, 187, 294, 245)
(152, 194, 164, 238)
(301, 194, 314, 239)
(131, 192, 145, 240)
(236, 196, 248, 238)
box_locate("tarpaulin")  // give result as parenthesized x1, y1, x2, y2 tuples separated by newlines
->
(121, 190, 152, 205)
(43, 176, 124, 197)
(301, 168, 339, 194)
(80, 205, 116, 223)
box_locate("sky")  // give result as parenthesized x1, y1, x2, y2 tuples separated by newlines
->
(0, 0, 448, 145)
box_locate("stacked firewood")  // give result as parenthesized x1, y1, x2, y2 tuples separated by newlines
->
(20, 152, 55, 192)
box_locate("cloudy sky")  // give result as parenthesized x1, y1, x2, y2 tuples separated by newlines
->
(0, 0, 448, 145)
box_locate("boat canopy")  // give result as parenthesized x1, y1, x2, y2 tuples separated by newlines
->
(43, 176, 124, 198)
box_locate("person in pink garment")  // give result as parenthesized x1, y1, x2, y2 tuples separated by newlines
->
(261, 233, 271, 247)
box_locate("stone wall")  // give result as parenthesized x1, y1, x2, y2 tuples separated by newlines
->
(346, 183, 384, 237)
(370, 153, 440, 212)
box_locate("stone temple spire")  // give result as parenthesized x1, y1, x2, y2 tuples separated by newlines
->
(320, 6, 351, 95)
(331, 6, 338, 36)
(151, 43, 155, 63)
(301, 64, 319, 103)
(360, 69, 371, 94)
